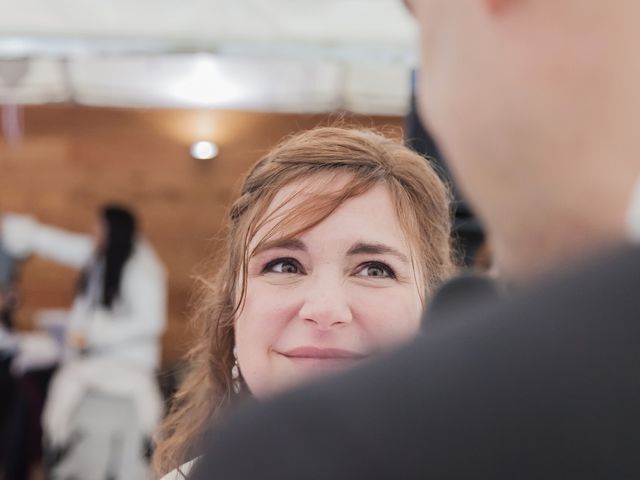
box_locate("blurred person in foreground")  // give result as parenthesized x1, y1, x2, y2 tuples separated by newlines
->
(189, 1, 640, 479)
(154, 127, 455, 479)
(1, 205, 166, 480)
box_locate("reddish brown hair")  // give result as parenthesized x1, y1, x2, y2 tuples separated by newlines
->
(154, 127, 455, 477)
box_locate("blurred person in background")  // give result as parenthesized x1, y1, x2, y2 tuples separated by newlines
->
(0, 238, 52, 480)
(0, 241, 20, 476)
(0, 204, 166, 480)
(154, 126, 455, 479)
(0, 238, 19, 355)
(186, 0, 640, 479)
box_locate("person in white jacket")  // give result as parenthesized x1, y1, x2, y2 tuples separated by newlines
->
(1, 205, 167, 480)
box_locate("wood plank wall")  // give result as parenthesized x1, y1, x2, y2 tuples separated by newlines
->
(0, 105, 403, 367)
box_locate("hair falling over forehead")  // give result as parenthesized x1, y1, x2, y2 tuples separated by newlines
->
(153, 126, 456, 477)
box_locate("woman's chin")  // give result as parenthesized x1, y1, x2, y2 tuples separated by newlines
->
(254, 356, 364, 398)
(284, 356, 363, 387)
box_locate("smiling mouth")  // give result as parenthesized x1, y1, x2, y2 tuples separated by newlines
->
(279, 347, 367, 360)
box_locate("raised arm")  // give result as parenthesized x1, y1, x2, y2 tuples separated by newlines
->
(1, 213, 94, 269)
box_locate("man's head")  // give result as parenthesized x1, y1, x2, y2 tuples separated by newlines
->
(406, 0, 640, 278)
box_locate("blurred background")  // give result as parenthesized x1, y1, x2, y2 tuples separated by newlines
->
(0, 2, 484, 478)
(1, 0, 420, 365)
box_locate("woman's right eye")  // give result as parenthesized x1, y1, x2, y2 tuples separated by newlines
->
(262, 258, 303, 274)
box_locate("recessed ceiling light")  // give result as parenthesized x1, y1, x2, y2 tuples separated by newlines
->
(190, 141, 219, 160)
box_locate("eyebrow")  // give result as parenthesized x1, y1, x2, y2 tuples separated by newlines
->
(252, 238, 410, 264)
(252, 238, 307, 256)
(346, 242, 410, 264)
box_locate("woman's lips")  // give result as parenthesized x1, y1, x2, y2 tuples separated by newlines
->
(279, 347, 367, 360)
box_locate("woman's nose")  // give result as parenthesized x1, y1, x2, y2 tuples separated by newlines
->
(297, 278, 353, 330)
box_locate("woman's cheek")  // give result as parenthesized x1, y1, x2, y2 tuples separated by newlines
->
(235, 281, 304, 396)
(236, 281, 299, 356)
(353, 287, 423, 349)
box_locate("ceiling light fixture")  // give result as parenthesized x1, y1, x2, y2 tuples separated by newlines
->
(190, 140, 219, 160)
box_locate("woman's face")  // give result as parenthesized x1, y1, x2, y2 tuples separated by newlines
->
(234, 177, 425, 397)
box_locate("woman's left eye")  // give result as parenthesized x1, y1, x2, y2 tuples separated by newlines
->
(355, 262, 396, 279)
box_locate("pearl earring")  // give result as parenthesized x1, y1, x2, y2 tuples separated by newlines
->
(231, 346, 241, 394)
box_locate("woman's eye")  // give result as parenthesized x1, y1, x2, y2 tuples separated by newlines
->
(356, 262, 396, 279)
(262, 258, 303, 274)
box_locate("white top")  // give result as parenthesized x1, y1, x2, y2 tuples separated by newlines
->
(161, 458, 198, 480)
(1, 213, 167, 371)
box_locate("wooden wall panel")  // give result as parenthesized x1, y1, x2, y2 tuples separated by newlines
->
(0, 105, 403, 366)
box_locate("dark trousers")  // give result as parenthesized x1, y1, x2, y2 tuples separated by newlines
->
(0, 355, 17, 474)
(0, 366, 56, 480)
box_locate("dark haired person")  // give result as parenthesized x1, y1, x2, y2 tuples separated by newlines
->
(1, 205, 166, 480)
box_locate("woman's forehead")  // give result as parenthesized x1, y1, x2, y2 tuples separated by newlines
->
(248, 177, 416, 257)
(268, 172, 349, 209)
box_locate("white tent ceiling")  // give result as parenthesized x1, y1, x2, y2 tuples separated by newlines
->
(0, 0, 418, 114)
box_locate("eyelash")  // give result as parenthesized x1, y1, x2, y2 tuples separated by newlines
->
(262, 257, 305, 275)
(261, 258, 396, 279)
(355, 261, 397, 279)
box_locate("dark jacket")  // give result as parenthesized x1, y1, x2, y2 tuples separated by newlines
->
(193, 245, 640, 480)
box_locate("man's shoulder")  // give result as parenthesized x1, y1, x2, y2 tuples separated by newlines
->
(192, 245, 640, 480)
(489, 243, 640, 331)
